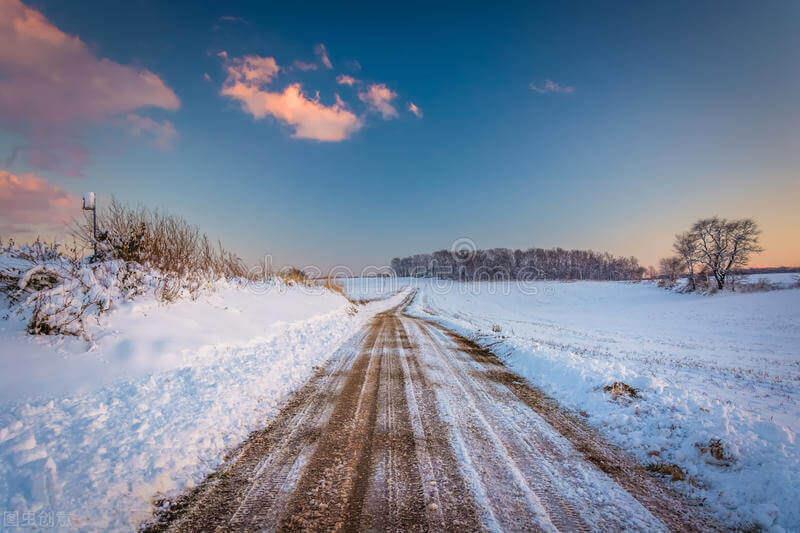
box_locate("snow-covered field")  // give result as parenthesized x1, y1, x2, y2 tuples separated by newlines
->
(2, 261, 797, 530)
(0, 265, 405, 529)
(344, 275, 800, 530)
(336, 276, 414, 302)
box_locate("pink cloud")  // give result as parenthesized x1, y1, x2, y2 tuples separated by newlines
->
(125, 114, 178, 150)
(314, 43, 333, 69)
(0, 0, 180, 172)
(223, 54, 280, 86)
(336, 75, 359, 86)
(293, 60, 318, 72)
(407, 102, 423, 118)
(221, 54, 361, 142)
(0, 170, 78, 234)
(358, 84, 398, 119)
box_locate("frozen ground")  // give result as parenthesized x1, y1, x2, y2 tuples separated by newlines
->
(343, 275, 800, 530)
(0, 260, 404, 529)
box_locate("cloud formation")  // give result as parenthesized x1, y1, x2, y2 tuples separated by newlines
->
(223, 54, 280, 86)
(293, 60, 318, 72)
(407, 102, 423, 118)
(125, 114, 178, 150)
(314, 43, 333, 69)
(336, 75, 359, 86)
(221, 54, 361, 142)
(529, 79, 575, 94)
(358, 84, 398, 119)
(0, 170, 78, 234)
(0, 0, 180, 173)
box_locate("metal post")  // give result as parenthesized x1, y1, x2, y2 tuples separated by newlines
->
(92, 207, 97, 257)
(82, 192, 97, 259)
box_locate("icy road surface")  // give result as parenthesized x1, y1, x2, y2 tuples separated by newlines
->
(151, 291, 715, 532)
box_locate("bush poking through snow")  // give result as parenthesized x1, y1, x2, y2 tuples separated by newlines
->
(696, 438, 735, 466)
(646, 462, 686, 482)
(603, 381, 639, 399)
(73, 197, 247, 279)
(277, 267, 311, 286)
(2, 246, 159, 337)
(491, 324, 502, 333)
(2, 200, 271, 339)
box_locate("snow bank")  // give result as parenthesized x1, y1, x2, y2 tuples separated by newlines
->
(0, 246, 410, 529)
(366, 278, 800, 530)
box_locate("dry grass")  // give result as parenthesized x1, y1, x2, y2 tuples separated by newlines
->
(73, 197, 246, 279)
(696, 438, 734, 465)
(323, 277, 346, 297)
(645, 462, 686, 482)
(277, 267, 310, 286)
(603, 381, 639, 399)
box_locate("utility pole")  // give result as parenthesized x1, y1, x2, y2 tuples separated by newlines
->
(82, 192, 97, 258)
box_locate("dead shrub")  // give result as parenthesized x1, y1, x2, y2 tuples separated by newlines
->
(603, 381, 639, 399)
(491, 324, 502, 333)
(646, 462, 686, 481)
(324, 277, 346, 297)
(696, 438, 734, 465)
(1, 239, 66, 303)
(278, 267, 309, 286)
(73, 197, 246, 279)
(156, 277, 182, 303)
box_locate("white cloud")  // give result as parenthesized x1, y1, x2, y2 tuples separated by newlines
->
(530, 79, 575, 94)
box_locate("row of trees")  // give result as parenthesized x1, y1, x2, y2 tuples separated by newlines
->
(660, 217, 762, 291)
(391, 247, 645, 281)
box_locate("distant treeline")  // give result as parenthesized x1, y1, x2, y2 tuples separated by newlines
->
(733, 266, 800, 275)
(390, 248, 645, 281)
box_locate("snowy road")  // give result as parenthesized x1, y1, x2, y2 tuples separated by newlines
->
(151, 291, 715, 531)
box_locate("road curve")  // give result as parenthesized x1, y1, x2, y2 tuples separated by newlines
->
(147, 291, 716, 532)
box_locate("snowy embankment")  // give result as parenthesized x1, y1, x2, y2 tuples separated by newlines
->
(0, 252, 406, 529)
(344, 276, 800, 530)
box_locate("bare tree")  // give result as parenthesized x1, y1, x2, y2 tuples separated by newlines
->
(691, 217, 763, 290)
(659, 256, 684, 285)
(673, 231, 699, 291)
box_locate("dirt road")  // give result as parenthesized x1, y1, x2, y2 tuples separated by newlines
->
(149, 292, 715, 532)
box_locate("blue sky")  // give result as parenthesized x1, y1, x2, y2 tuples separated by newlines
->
(1, 0, 798, 270)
